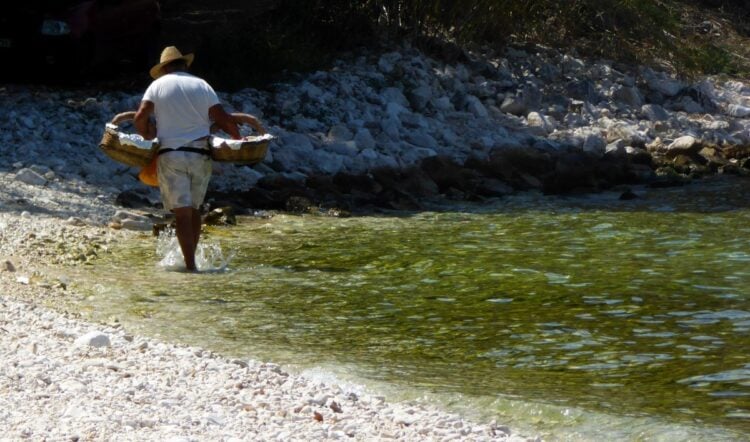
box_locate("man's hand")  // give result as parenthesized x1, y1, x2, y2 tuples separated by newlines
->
(134, 100, 156, 140)
(241, 114, 264, 134)
(209, 104, 241, 140)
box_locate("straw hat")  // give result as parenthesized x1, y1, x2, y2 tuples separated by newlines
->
(149, 46, 194, 79)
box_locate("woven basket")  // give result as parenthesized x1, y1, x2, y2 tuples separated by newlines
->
(210, 113, 273, 164)
(99, 111, 158, 168)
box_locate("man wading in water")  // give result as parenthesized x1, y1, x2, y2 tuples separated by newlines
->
(135, 46, 240, 271)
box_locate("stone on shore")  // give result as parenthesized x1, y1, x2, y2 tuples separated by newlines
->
(74, 331, 111, 348)
(666, 136, 702, 156)
(1, 260, 16, 272)
(727, 104, 750, 118)
(14, 168, 47, 186)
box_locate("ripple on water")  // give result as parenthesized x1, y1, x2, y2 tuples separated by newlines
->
(717, 252, 750, 262)
(486, 298, 513, 304)
(690, 335, 722, 342)
(633, 331, 677, 338)
(545, 272, 570, 284)
(679, 368, 750, 385)
(695, 310, 750, 320)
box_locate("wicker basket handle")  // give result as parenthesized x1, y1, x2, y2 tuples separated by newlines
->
(110, 111, 136, 126)
(212, 113, 266, 135)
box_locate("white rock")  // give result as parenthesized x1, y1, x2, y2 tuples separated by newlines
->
(292, 117, 323, 132)
(648, 77, 683, 97)
(406, 132, 438, 149)
(381, 118, 401, 140)
(385, 101, 409, 118)
(378, 52, 401, 74)
(466, 96, 488, 118)
(626, 146, 647, 155)
(29, 164, 51, 175)
(328, 125, 354, 142)
(527, 112, 554, 134)
(20, 116, 35, 129)
(668, 135, 700, 153)
(239, 167, 264, 187)
(14, 168, 47, 186)
(120, 219, 153, 232)
(433, 97, 454, 112)
(408, 85, 433, 111)
(605, 142, 627, 157)
(75, 331, 111, 348)
(500, 96, 527, 116)
(112, 210, 150, 223)
(381, 87, 409, 107)
(309, 394, 331, 406)
(612, 85, 643, 107)
(394, 412, 419, 426)
(354, 129, 376, 151)
(60, 379, 88, 393)
(670, 96, 704, 114)
(66, 217, 86, 226)
(326, 141, 358, 156)
(582, 134, 606, 155)
(641, 104, 670, 122)
(727, 104, 750, 118)
(562, 55, 585, 74)
(311, 151, 344, 175)
(283, 133, 315, 153)
(300, 81, 324, 100)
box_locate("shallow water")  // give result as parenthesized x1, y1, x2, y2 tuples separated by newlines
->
(64, 177, 750, 440)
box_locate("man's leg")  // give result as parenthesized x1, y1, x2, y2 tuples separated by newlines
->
(173, 206, 198, 271)
(192, 208, 202, 250)
(158, 152, 210, 271)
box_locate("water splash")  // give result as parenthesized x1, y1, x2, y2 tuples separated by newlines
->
(155, 228, 234, 272)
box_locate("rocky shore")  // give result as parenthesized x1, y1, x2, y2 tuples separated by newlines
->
(4, 42, 750, 220)
(2, 40, 750, 440)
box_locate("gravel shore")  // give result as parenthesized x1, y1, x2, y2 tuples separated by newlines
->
(0, 211, 532, 441)
(0, 297, 522, 441)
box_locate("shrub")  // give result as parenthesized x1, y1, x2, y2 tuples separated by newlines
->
(159, 0, 750, 88)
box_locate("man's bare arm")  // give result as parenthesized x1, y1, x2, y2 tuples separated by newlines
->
(209, 104, 241, 140)
(134, 100, 156, 140)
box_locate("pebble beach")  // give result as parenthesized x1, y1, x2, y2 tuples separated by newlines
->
(0, 298, 520, 441)
(0, 212, 527, 441)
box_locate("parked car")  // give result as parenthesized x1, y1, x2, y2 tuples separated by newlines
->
(0, 0, 161, 78)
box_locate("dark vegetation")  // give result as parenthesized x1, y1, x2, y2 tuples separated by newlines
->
(159, 0, 750, 90)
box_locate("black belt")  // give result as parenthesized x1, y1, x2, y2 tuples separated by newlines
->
(157, 147, 211, 157)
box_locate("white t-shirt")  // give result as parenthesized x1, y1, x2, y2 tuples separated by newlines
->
(142, 72, 220, 149)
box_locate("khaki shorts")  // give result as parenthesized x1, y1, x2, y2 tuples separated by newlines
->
(157, 151, 212, 210)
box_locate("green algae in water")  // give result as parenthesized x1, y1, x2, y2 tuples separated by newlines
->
(66, 178, 750, 439)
